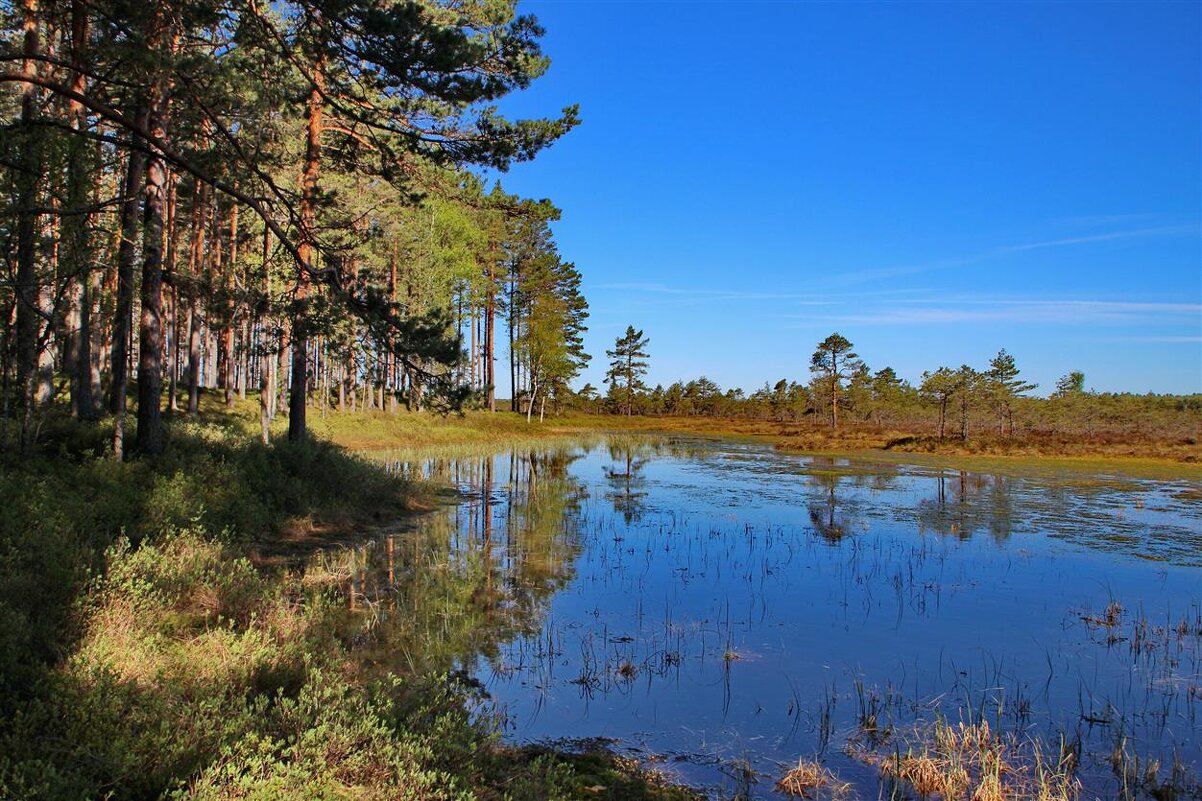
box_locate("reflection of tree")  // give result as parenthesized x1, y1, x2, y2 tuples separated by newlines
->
(803, 459, 898, 543)
(339, 446, 587, 676)
(603, 442, 649, 524)
(916, 470, 1014, 542)
(807, 460, 850, 543)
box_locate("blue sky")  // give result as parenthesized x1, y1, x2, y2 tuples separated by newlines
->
(488, 0, 1201, 396)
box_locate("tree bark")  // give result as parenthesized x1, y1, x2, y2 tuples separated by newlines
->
(259, 223, 273, 443)
(224, 196, 238, 406)
(15, 0, 43, 452)
(290, 53, 324, 442)
(830, 355, 840, 430)
(65, 0, 96, 420)
(109, 111, 150, 414)
(109, 108, 150, 459)
(136, 108, 169, 455)
(185, 179, 206, 416)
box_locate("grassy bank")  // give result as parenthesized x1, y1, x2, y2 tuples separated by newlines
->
(0, 410, 699, 801)
(160, 391, 1201, 472)
(296, 408, 1202, 482)
(360, 409, 1199, 478)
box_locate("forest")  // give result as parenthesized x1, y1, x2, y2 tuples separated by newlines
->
(0, 0, 587, 460)
(0, 0, 1193, 461)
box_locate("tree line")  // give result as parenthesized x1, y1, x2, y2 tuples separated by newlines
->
(0, 0, 589, 458)
(588, 328, 1200, 441)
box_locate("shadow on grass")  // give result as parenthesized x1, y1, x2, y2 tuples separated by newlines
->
(0, 406, 428, 714)
(0, 406, 702, 801)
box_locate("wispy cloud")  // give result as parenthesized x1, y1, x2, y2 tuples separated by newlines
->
(996, 226, 1198, 254)
(590, 282, 932, 305)
(590, 282, 834, 304)
(830, 224, 1200, 286)
(1088, 335, 1202, 344)
(792, 298, 1201, 326)
(1049, 213, 1160, 228)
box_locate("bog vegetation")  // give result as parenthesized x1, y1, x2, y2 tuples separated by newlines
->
(585, 330, 1200, 461)
(0, 411, 702, 800)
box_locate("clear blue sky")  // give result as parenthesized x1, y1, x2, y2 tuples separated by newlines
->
(489, 0, 1201, 396)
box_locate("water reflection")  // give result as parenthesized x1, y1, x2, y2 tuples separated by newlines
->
(335, 438, 1202, 799)
(332, 446, 587, 675)
(603, 441, 650, 523)
(916, 470, 1016, 543)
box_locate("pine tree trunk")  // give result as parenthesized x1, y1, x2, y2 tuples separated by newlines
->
(224, 197, 238, 406)
(136, 108, 168, 455)
(259, 224, 273, 443)
(13, 0, 45, 452)
(168, 283, 180, 411)
(290, 54, 324, 442)
(187, 297, 201, 415)
(485, 262, 496, 411)
(830, 356, 839, 430)
(164, 174, 179, 413)
(65, 0, 96, 420)
(108, 108, 150, 433)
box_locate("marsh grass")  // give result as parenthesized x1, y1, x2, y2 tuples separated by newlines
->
(854, 720, 1082, 801)
(775, 759, 852, 798)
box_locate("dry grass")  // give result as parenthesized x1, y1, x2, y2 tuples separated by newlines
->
(854, 720, 1081, 801)
(1082, 600, 1124, 629)
(193, 393, 1202, 476)
(776, 759, 851, 798)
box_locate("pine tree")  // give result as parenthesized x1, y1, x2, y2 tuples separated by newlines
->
(985, 349, 1037, 436)
(920, 367, 958, 439)
(604, 326, 649, 417)
(810, 333, 860, 429)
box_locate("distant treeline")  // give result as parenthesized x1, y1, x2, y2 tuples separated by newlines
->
(584, 330, 1201, 442)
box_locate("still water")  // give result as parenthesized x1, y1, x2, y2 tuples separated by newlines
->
(344, 437, 1201, 798)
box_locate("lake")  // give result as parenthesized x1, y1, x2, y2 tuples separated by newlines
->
(342, 436, 1201, 799)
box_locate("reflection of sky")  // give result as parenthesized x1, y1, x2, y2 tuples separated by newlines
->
(449, 439, 1202, 798)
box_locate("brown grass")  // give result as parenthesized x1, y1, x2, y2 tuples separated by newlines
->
(854, 720, 1080, 801)
(776, 760, 851, 798)
(187, 394, 1202, 476)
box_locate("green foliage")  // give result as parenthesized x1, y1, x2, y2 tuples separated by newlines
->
(0, 417, 693, 800)
(604, 326, 650, 416)
(810, 333, 862, 428)
(1055, 371, 1087, 397)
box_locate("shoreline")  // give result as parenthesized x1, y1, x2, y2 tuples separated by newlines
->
(297, 408, 1202, 481)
